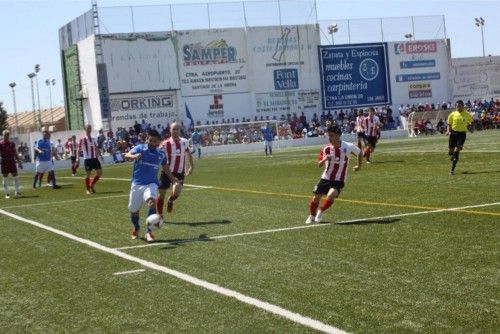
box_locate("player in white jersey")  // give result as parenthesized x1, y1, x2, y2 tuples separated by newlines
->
(157, 122, 194, 217)
(306, 125, 363, 224)
(76, 124, 103, 194)
(363, 107, 381, 163)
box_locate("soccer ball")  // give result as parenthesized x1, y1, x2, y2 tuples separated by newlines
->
(146, 214, 163, 229)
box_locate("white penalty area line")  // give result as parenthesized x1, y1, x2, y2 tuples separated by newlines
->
(113, 269, 146, 276)
(0, 209, 346, 334)
(116, 201, 500, 251)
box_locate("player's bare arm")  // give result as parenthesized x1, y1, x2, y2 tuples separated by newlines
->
(318, 154, 330, 168)
(162, 164, 179, 184)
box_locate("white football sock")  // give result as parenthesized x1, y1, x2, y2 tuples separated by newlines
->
(2, 176, 9, 194)
(13, 176, 20, 193)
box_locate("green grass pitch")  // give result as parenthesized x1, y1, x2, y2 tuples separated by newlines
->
(1, 130, 499, 333)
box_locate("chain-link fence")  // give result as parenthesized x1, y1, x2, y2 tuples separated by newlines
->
(60, 0, 446, 50)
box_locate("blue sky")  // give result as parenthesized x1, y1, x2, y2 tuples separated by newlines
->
(0, 0, 498, 114)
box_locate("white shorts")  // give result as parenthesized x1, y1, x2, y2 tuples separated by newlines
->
(192, 143, 201, 151)
(36, 160, 54, 173)
(264, 140, 273, 148)
(128, 183, 158, 213)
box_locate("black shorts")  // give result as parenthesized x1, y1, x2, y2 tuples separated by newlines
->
(366, 136, 378, 148)
(159, 172, 184, 190)
(84, 158, 102, 172)
(357, 132, 366, 140)
(449, 131, 466, 149)
(313, 179, 344, 196)
(71, 156, 77, 164)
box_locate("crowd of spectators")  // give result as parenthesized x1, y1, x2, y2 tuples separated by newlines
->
(408, 98, 500, 136)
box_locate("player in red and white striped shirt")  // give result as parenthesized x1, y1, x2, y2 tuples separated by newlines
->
(76, 124, 103, 194)
(355, 110, 366, 150)
(65, 135, 79, 176)
(306, 125, 363, 224)
(362, 107, 381, 163)
(157, 123, 194, 217)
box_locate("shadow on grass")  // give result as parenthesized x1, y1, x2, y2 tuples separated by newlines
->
(92, 190, 125, 195)
(169, 219, 232, 227)
(461, 170, 500, 175)
(334, 218, 401, 225)
(148, 234, 214, 249)
(368, 160, 405, 164)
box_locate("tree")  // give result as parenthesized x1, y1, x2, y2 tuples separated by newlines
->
(0, 102, 8, 133)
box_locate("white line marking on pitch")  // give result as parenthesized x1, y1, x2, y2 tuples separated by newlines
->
(113, 269, 146, 276)
(1, 194, 129, 210)
(59, 177, 214, 189)
(115, 201, 500, 250)
(0, 209, 346, 334)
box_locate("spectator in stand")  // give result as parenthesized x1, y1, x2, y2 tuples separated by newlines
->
(424, 119, 435, 135)
(436, 119, 447, 134)
(133, 120, 141, 135)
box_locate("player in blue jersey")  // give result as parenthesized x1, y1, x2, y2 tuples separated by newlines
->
(124, 129, 178, 242)
(33, 130, 61, 189)
(261, 123, 274, 157)
(190, 129, 202, 159)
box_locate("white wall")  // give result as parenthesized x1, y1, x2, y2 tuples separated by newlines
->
(387, 39, 451, 106)
(176, 28, 250, 97)
(183, 93, 253, 124)
(101, 33, 180, 93)
(451, 56, 500, 102)
(109, 90, 178, 130)
(247, 24, 321, 120)
(77, 35, 103, 129)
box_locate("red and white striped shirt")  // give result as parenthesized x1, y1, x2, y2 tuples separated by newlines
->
(160, 137, 190, 174)
(78, 136, 99, 159)
(355, 115, 365, 133)
(363, 115, 380, 137)
(319, 141, 361, 182)
(66, 140, 78, 157)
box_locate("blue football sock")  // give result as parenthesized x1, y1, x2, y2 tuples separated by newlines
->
(147, 207, 156, 217)
(131, 214, 140, 230)
(49, 171, 56, 187)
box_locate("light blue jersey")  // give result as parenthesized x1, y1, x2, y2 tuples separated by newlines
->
(262, 127, 273, 142)
(130, 144, 167, 186)
(36, 139, 52, 162)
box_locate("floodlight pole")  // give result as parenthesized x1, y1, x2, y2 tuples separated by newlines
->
(27, 73, 37, 130)
(9, 82, 19, 135)
(34, 64, 42, 127)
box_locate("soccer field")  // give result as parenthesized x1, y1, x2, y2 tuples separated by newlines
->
(1, 131, 499, 333)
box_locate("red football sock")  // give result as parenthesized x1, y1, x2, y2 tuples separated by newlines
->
(364, 148, 371, 160)
(309, 197, 319, 216)
(85, 177, 90, 189)
(320, 198, 334, 212)
(157, 197, 164, 216)
(91, 175, 100, 186)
